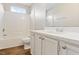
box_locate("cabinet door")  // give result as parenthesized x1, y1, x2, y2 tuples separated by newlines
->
(42, 37, 58, 55)
(59, 41, 67, 55)
(66, 44, 79, 55)
(30, 33, 35, 55)
(34, 34, 42, 55)
(59, 41, 79, 55)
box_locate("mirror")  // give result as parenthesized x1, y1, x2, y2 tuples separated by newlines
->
(46, 3, 79, 27)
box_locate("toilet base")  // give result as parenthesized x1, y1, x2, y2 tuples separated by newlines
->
(24, 44, 30, 49)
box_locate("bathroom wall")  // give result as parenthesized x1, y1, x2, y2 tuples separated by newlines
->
(30, 4, 46, 30)
(44, 27, 79, 33)
(46, 3, 79, 27)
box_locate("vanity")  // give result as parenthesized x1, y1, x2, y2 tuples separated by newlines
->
(30, 30, 79, 55)
(30, 4, 79, 55)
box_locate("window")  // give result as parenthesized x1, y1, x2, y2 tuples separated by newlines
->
(11, 6, 26, 14)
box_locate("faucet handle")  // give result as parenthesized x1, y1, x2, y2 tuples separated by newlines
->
(2, 28, 5, 32)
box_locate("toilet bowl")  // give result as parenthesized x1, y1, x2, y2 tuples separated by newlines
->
(22, 37, 30, 49)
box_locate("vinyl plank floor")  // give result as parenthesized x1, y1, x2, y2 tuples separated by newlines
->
(0, 45, 31, 55)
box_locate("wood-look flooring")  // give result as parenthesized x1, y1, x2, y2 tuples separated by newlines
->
(0, 45, 31, 55)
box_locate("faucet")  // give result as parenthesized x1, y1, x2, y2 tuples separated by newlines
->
(2, 28, 7, 36)
(2, 28, 5, 32)
(56, 27, 63, 32)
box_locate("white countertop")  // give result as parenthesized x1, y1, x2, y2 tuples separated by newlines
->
(31, 30, 79, 46)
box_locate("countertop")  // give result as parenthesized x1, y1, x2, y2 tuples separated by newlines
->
(31, 30, 79, 46)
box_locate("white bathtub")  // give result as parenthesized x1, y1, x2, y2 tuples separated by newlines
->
(0, 36, 23, 49)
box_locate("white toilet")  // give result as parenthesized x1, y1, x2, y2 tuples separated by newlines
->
(22, 37, 30, 49)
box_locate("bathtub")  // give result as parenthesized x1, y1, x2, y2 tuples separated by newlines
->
(0, 36, 23, 49)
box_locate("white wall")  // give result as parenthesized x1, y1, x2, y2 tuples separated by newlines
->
(56, 3, 79, 26)
(30, 4, 46, 30)
(46, 3, 79, 27)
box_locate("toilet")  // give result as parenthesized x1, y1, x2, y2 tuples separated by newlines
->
(22, 37, 30, 49)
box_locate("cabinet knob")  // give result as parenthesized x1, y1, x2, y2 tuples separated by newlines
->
(62, 46, 67, 49)
(39, 37, 42, 39)
(39, 37, 44, 40)
(42, 38, 44, 40)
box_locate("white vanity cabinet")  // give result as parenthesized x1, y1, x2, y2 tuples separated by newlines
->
(42, 37, 58, 55)
(31, 32, 58, 55)
(59, 41, 79, 55)
(30, 33, 35, 54)
(31, 31, 79, 55)
(31, 33, 42, 55)
(34, 34, 42, 55)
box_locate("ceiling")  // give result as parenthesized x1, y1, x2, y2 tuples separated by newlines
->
(20, 3, 33, 8)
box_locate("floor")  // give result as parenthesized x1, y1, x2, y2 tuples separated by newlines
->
(0, 45, 31, 55)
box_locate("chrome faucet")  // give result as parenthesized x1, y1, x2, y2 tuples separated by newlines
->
(2, 28, 7, 36)
(56, 27, 63, 32)
(2, 28, 5, 32)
